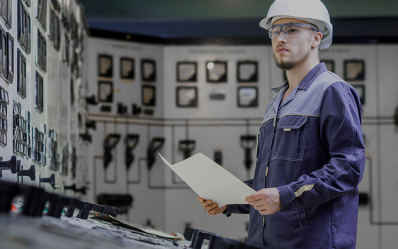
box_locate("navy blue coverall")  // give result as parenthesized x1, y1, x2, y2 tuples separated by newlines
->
(225, 63, 366, 249)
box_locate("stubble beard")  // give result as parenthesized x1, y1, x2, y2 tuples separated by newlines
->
(273, 49, 310, 71)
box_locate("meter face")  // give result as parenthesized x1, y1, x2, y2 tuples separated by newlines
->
(98, 81, 113, 102)
(98, 55, 113, 77)
(238, 87, 258, 107)
(237, 61, 258, 82)
(206, 61, 227, 83)
(142, 85, 156, 106)
(141, 59, 156, 82)
(176, 87, 197, 107)
(344, 60, 365, 81)
(120, 58, 134, 79)
(177, 62, 197, 82)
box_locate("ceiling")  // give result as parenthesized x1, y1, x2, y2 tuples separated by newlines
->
(81, 0, 398, 19)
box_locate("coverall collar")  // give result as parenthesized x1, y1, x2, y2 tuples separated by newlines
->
(271, 62, 328, 93)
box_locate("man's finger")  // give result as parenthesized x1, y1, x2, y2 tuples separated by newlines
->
(252, 202, 267, 209)
(201, 200, 214, 208)
(245, 194, 262, 202)
(197, 196, 204, 203)
(247, 198, 265, 206)
(204, 203, 218, 212)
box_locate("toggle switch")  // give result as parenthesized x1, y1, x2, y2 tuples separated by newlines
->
(103, 134, 121, 169)
(85, 120, 96, 130)
(19, 165, 36, 181)
(147, 137, 165, 171)
(79, 131, 92, 143)
(86, 95, 98, 105)
(65, 198, 84, 217)
(117, 103, 128, 114)
(132, 104, 142, 115)
(47, 193, 71, 218)
(193, 230, 215, 249)
(178, 140, 196, 159)
(40, 174, 55, 188)
(240, 135, 257, 171)
(76, 202, 105, 220)
(19, 185, 48, 217)
(214, 151, 222, 166)
(0, 156, 21, 174)
(102, 206, 121, 217)
(124, 134, 139, 170)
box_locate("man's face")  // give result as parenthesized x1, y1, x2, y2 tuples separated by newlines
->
(271, 18, 316, 70)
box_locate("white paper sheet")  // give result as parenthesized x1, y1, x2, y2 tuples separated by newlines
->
(158, 152, 256, 207)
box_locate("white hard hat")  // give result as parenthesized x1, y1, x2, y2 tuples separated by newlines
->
(259, 0, 333, 50)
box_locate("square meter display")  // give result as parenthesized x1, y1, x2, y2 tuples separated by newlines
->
(237, 61, 258, 82)
(177, 62, 197, 82)
(176, 87, 198, 107)
(206, 61, 227, 83)
(237, 87, 258, 108)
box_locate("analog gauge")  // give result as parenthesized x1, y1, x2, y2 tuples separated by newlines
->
(176, 87, 198, 107)
(206, 61, 227, 83)
(238, 87, 258, 107)
(177, 62, 197, 82)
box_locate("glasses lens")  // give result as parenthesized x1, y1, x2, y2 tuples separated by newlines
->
(269, 26, 280, 39)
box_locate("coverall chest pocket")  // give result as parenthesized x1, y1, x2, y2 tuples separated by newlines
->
(271, 115, 308, 161)
(256, 122, 270, 158)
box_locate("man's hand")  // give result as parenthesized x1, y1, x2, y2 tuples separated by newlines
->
(245, 188, 281, 215)
(197, 196, 227, 215)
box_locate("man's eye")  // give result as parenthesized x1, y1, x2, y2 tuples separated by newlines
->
(287, 28, 298, 33)
(273, 30, 280, 36)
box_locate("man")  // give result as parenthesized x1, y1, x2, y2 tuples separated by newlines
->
(197, 0, 365, 248)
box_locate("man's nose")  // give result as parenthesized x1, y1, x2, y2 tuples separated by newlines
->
(276, 31, 288, 43)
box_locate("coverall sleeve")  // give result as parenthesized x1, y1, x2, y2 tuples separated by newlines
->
(276, 82, 366, 211)
(224, 179, 253, 215)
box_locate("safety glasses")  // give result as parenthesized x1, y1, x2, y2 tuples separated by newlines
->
(269, 22, 321, 39)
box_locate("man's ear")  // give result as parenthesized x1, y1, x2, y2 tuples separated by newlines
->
(311, 32, 323, 49)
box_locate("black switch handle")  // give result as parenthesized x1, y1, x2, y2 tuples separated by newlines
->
(64, 183, 87, 195)
(102, 206, 121, 217)
(0, 180, 20, 213)
(19, 185, 47, 217)
(147, 137, 165, 171)
(178, 140, 196, 159)
(103, 133, 121, 169)
(193, 231, 215, 249)
(79, 131, 92, 143)
(125, 134, 139, 170)
(47, 194, 70, 218)
(40, 174, 55, 188)
(19, 165, 36, 181)
(0, 156, 21, 174)
(65, 198, 84, 217)
(85, 120, 96, 130)
(76, 202, 105, 220)
(86, 95, 98, 105)
(240, 135, 257, 171)
(132, 104, 142, 115)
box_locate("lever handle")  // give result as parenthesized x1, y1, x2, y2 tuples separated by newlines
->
(40, 174, 55, 188)
(0, 156, 21, 174)
(19, 165, 36, 181)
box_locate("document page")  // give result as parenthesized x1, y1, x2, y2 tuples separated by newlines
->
(158, 152, 256, 207)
